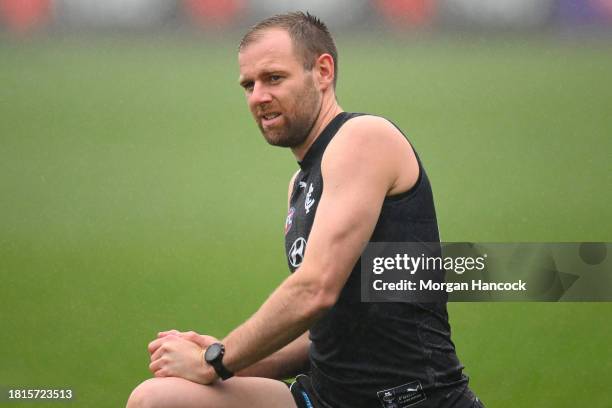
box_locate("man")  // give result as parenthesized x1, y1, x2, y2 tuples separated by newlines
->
(127, 12, 483, 408)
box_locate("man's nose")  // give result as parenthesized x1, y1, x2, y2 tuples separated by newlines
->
(249, 83, 273, 105)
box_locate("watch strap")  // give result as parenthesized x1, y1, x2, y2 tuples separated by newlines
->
(212, 360, 234, 380)
(205, 343, 234, 380)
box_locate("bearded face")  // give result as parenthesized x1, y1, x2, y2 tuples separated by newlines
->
(239, 29, 323, 149)
(255, 73, 321, 148)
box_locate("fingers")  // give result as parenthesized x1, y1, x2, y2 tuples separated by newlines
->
(157, 330, 204, 343)
(181, 331, 200, 342)
(148, 334, 178, 355)
(157, 329, 180, 338)
(149, 339, 181, 375)
(149, 337, 200, 363)
(150, 342, 167, 362)
(148, 338, 202, 381)
(180, 331, 218, 347)
(148, 330, 217, 356)
(197, 335, 219, 347)
(149, 357, 167, 376)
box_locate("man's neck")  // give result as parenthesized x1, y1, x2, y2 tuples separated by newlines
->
(291, 98, 343, 162)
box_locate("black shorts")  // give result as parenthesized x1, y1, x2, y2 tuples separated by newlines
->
(286, 374, 485, 408)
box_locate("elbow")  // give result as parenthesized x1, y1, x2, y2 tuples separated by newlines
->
(290, 262, 344, 321)
(316, 288, 338, 312)
(302, 283, 338, 321)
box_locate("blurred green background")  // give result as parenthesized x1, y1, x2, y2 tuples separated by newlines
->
(1, 35, 611, 407)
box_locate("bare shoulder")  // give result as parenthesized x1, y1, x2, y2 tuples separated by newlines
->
(324, 115, 414, 164)
(336, 114, 410, 146)
(322, 115, 419, 196)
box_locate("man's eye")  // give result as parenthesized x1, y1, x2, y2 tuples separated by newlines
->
(270, 75, 282, 82)
(243, 82, 254, 91)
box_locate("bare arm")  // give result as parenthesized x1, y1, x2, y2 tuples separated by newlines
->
(217, 116, 416, 377)
(236, 331, 310, 379)
(148, 116, 418, 383)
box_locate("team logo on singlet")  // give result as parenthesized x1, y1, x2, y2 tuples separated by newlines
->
(289, 237, 307, 268)
(285, 207, 295, 235)
(305, 183, 315, 214)
(298, 181, 316, 214)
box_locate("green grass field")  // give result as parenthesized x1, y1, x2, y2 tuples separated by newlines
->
(1, 34, 611, 407)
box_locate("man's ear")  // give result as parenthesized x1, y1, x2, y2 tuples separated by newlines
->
(315, 53, 335, 91)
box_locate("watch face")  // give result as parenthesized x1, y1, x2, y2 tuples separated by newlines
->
(205, 343, 221, 362)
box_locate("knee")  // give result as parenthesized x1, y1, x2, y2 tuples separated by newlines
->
(126, 378, 166, 408)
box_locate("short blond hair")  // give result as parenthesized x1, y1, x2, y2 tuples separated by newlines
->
(239, 12, 338, 88)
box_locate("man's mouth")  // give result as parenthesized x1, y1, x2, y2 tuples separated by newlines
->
(261, 112, 282, 126)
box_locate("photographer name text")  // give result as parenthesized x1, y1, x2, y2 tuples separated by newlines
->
(372, 279, 527, 292)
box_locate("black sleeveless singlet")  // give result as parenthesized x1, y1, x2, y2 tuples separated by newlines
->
(284, 112, 470, 408)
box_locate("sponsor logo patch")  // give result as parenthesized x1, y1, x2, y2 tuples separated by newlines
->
(376, 381, 426, 408)
(289, 237, 307, 268)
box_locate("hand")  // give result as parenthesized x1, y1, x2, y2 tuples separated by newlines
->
(150, 329, 218, 353)
(148, 335, 219, 384)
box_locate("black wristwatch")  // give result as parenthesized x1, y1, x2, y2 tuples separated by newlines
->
(204, 343, 234, 380)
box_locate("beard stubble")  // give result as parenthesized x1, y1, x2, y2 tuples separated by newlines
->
(258, 74, 321, 148)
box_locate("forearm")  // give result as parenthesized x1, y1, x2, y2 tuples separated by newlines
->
(221, 270, 331, 375)
(236, 331, 311, 379)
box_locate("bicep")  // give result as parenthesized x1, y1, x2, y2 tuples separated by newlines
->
(300, 170, 387, 295)
(296, 128, 396, 298)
